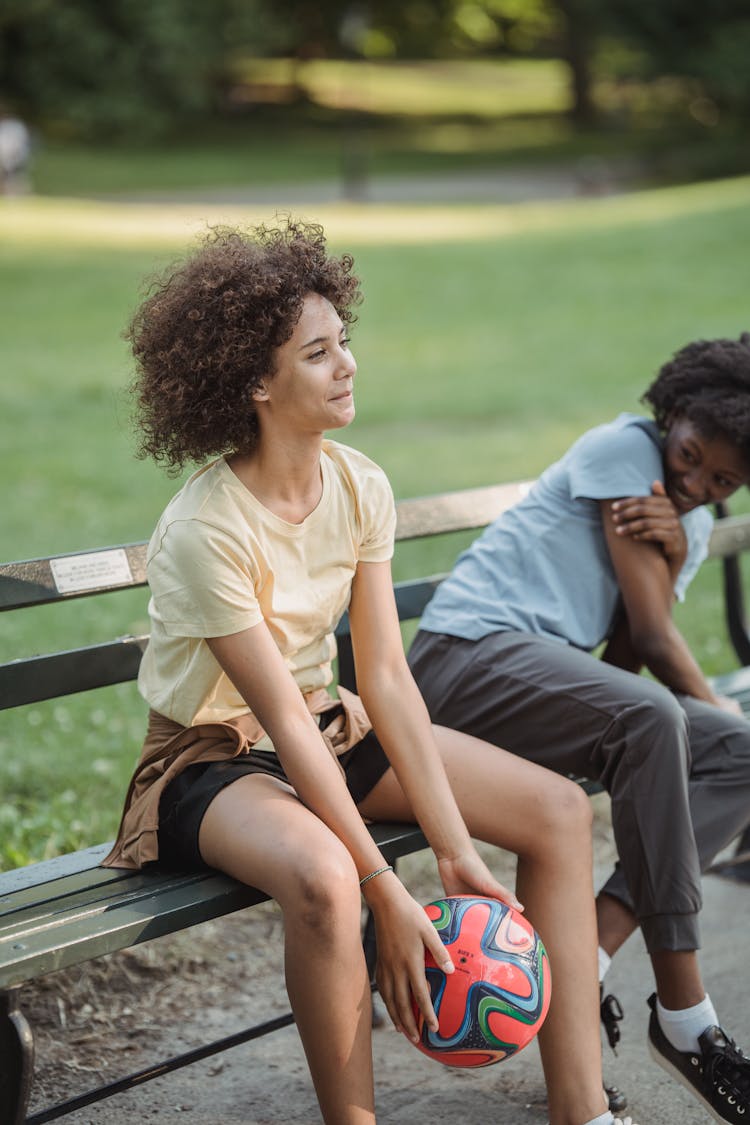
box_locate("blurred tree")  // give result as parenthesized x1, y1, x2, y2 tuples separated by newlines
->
(552, 0, 598, 123)
(394, 0, 602, 124)
(608, 0, 750, 120)
(4, 0, 747, 141)
(0, 0, 266, 137)
(357, 0, 750, 127)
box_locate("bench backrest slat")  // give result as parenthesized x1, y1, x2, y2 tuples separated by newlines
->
(0, 543, 148, 610)
(394, 481, 532, 539)
(0, 485, 533, 615)
(0, 636, 148, 710)
(2, 482, 749, 712)
(1, 486, 747, 615)
(706, 514, 750, 559)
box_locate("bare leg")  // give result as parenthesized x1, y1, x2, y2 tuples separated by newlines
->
(596, 891, 638, 959)
(597, 891, 706, 1010)
(199, 774, 375, 1125)
(360, 726, 608, 1125)
(650, 951, 706, 1010)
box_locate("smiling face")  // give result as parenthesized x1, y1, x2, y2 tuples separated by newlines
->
(663, 416, 750, 513)
(253, 292, 357, 435)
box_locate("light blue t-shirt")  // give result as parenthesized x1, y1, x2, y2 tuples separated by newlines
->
(419, 414, 713, 651)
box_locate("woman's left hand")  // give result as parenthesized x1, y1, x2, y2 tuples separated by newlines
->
(437, 849, 523, 912)
(611, 480, 687, 574)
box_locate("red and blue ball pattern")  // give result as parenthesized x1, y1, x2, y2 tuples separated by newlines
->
(413, 895, 551, 1068)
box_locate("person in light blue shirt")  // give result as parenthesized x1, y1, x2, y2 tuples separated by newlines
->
(419, 413, 712, 651)
(409, 334, 750, 1125)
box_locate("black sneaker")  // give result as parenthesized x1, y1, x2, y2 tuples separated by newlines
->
(647, 992, 750, 1122)
(601, 987, 625, 1052)
(606, 1083, 628, 1115)
(600, 986, 628, 1112)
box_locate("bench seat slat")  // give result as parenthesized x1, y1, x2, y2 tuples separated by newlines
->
(0, 823, 426, 990)
(1, 866, 207, 923)
(0, 865, 134, 912)
(0, 872, 267, 989)
(1, 868, 259, 941)
(0, 844, 115, 893)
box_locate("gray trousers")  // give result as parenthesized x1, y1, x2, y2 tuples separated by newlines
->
(408, 629, 750, 954)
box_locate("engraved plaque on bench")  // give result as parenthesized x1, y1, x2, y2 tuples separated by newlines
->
(50, 548, 133, 594)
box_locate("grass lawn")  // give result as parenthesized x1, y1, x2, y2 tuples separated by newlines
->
(2, 175, 750, 867)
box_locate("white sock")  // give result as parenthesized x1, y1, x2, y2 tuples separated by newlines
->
(656, 992, 718, 1053)
(582, 1112, 614, 1125)
(598, 946, 611, 983)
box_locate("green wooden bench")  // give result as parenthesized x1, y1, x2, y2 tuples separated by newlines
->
(2, 481, 750, 1124)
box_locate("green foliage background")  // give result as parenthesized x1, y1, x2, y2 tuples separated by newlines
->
(3, 0, 750, 140)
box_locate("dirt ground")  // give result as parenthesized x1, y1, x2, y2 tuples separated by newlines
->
(20, 796, 750, 1125)
(22, 800, 620, 1124)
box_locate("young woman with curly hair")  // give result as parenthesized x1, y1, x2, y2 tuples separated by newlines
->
(105, 219, 634, 1125)
(409, 334, 750, 1125)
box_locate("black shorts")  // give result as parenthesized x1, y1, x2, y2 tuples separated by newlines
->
(157, 720, 391, 871)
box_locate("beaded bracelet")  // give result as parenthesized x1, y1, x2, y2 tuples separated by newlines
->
(358, 864, 394, 888)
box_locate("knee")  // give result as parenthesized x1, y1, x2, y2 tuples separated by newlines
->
(534, 776, 593, 850)
(288, 845, 360, 939)
(639, 693, 689, 773)
(609, 688, 689, 777)
(635, 685, 687, 735)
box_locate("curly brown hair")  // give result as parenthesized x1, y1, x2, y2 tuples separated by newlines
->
(126, 218, 362, 473)
(642, 333, 750, 469)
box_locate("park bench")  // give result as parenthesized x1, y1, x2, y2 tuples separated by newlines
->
(2, 480, 750, 1124)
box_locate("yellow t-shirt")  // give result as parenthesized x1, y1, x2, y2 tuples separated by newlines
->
(137, 440, 396, 727)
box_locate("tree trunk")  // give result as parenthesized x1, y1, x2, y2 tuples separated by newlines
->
(556, 0, 597, 126)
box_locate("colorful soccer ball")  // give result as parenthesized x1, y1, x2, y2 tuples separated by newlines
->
(413, 895, 551, 1068)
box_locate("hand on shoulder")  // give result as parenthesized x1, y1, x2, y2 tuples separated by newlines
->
(611, 480, 688, 571)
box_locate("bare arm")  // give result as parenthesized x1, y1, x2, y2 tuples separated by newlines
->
(600, 603, 642, 674)
(599, 499, 720, 703)
(602, 488, 742, 714)
(207, 624, 390, 874)
(207, 621, 455, 1040)
(348, 559, 519, 906)
(610, 480, 687, 585)
(347, 559, 523, 1034)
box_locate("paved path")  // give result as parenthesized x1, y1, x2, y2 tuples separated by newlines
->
(63, 858, 749, 1124)
(105, 157, 643, 210)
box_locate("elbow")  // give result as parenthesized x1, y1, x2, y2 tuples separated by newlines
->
(265, 709, 319, 753)
(629, 626, 674, 673)
(355, 655, 415, 715)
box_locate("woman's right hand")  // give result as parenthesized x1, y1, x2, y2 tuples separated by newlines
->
(363, 871, 454, 1043)
(714, 693, 744, 716)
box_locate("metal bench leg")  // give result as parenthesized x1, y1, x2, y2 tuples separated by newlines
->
(0, 987, 34, 1125)
(363, 906, 378, 985)
(363, 909, 387, 1026)
(364, 908, 388, 1028)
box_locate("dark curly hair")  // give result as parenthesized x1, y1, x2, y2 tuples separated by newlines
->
(642, 333, 750, 469)
(126, 218, 362, 473)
